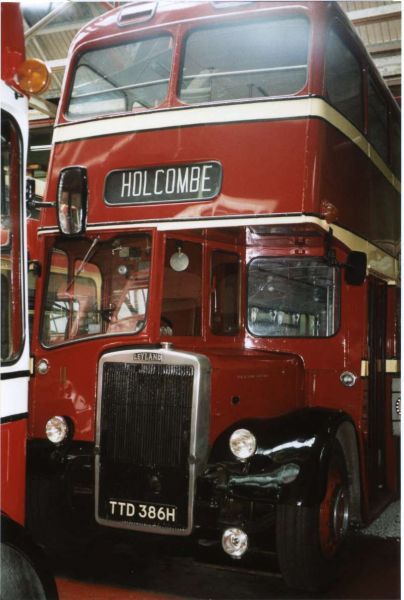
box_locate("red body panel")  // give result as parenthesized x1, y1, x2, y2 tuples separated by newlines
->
(43, 120, 310, 226)
(30, 343, 304, 443)
(27, 218, 40, 261)
(1, 419, 27, 525)
(1, 3, 25, 89)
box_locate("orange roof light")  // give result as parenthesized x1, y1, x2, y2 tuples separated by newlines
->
(16, 58, 51, 95)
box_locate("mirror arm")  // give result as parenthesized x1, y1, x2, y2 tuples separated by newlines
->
(27, 199, 56, 210)
(323, 228, 367, 285)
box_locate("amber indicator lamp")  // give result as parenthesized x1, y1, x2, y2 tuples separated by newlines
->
(16, 58, 51, 95)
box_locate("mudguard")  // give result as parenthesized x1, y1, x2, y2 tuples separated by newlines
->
(208, 407, 357, 507)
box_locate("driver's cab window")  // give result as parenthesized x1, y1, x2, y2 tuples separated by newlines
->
(161, 239, 202, 336)
(42, 249, 102, 344)
(210, 250, 240, 335)
(42, 249, 70, 344)
(41, 235, 152, 346)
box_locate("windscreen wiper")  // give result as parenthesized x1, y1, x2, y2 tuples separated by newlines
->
(66, 236, 100, 291)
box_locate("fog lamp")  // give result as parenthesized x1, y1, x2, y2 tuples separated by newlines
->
(222, 528, 248, 559)
(229, 428, 256, 460)
(45, 416, 69, 444)
(57, 167, 87, 235)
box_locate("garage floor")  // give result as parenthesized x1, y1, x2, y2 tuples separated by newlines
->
(51, 502, 400, 600)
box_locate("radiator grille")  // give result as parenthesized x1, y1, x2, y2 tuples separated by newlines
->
(100, 362, 194, 468)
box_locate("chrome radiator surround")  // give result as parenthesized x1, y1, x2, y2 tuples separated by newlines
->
(95, 346, 211, 535)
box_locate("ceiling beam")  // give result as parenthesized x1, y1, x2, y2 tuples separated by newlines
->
(367, 40, 401, 56)
(373, 55, 402, 79)
(347, 3, 401, 26)
(25, 2, 70, 39)
(29, 17, 92, 37)
(29, 96, 58, 118)
(46, 58, 67, 72)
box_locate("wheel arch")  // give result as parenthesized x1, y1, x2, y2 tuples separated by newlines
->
(208, 407, 362, 513)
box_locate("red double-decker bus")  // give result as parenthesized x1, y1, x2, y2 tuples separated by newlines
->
(1, 3, 57, 598)
(27, 1, 400, 591)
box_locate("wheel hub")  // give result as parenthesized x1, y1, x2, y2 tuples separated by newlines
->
(319, 467, 350, 558)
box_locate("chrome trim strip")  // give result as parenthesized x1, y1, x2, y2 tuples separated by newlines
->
(95, 346, 211, 536)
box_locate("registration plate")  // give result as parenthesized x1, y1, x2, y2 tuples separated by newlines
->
(108, 499, 177, 524)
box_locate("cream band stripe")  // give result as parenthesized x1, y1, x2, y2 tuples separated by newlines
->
(52, 97, 400, 192)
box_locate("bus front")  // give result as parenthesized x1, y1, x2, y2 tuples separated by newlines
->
(28, 1, 400, 592)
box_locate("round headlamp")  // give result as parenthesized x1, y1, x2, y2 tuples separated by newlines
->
(229, 428, 257, 460)
(45, 416, 69, 444)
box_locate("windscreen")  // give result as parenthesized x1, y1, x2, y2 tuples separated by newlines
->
(248, 258, 339, 337)
(66, 35, 173, 120)
(41, 234, 151, 346)
(179, 16, 309, 104)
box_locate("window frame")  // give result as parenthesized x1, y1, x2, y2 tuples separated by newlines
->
(0, 110, 26, 365)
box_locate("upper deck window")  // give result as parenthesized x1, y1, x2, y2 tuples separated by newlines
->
(325, 28, 363, 130)
(367, 75, 388, 162)
(66, 35, 173, 120)
(179, 16, 309, 104)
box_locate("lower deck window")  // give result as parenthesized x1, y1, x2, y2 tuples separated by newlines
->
(248, 258, 339, 337)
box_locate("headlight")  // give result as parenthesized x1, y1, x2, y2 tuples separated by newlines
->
(229, 428, 257, 460)
(45, 416, 69, 444)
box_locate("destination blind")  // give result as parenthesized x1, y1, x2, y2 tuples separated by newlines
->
(104, 162, 222, 205)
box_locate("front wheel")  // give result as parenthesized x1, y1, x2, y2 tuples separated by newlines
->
(276, 441, 350, 592)
(1, 517, 58, 599)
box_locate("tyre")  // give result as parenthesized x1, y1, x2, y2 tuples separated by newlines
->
(1, 517, 58, 600)
(276, 440, 350, 592)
